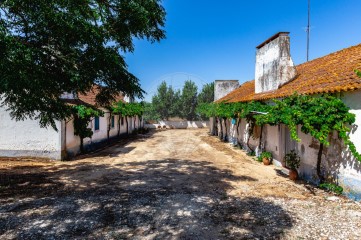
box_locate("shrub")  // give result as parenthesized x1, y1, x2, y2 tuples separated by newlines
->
(320, 183, 343, 195)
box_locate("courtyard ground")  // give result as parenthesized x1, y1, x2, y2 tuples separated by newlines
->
(1, 129, 361, 239)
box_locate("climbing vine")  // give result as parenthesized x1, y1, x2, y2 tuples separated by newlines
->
(112, 101, 144, 135)
(197, 93, 361, 181)
(72, 105, 103, 153)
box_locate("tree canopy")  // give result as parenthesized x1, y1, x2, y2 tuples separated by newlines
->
(0, 0, 166, 129)
(179, 80, 198, 120)
(151, 81, 180, 120)
(146, 81, 214, 121)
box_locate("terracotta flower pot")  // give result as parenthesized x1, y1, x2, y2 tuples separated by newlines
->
(263, 157, 270, 165)
(289, 169, 298, 181)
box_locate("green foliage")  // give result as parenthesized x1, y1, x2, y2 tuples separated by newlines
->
(355, 69, 361, 78)
(197, 101, 269, 121)
(143, 102, 160, 122)
(0, 0, 165, 129)
(179, 80, 198, 120)
(256, 93, 360, 161)
(199, 93, 361, 161)
(198, 83, 214, 104)
(260, 151, 272, 160)
(198, 83, 214, 120)
(319, 183, 343, 195)
(196, 103, 218, 118)
(112, 101, 143, 117)
(284, 150, 301, 170)
(72, 105, 103, 152)
(151, 81, 180, 120)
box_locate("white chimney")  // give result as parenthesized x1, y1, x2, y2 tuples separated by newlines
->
(255, 32, 297, 93)
(214, 80, 239, 101)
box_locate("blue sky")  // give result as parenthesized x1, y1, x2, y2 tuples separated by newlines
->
(125, 1, 361, 101)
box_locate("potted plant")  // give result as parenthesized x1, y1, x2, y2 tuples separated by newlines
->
(260, 151, 272, 165)
(284, 150, 301, 181)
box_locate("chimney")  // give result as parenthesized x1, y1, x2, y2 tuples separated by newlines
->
(255, 32, 297, 93)
(214, 80, 239, 101)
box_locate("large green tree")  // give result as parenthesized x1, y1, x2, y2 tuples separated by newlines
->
(180, 80, 198, 120)
(197, 82, 214, 120)
(0, 0, 166, 129)
(151, 81, 180, 120)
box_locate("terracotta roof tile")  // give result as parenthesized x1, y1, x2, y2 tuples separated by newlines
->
(78, 85, 125, 107)
(218, 43, 361, 103)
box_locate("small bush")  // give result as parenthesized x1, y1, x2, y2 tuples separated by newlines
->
(320, 183, 343, 195)
(260, 151, 272, 159)
(247, 151, 255, 157)
(284, 150, 300, 170)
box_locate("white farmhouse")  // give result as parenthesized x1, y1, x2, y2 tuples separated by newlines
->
(216, 32, 361, 199)
(0, 86, 142, 160)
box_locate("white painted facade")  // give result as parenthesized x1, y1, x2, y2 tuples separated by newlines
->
(212, 32, 361, 199)
(213, 90, 361, 199)
(0, 107, 63, 159)
(0, 105, 142, 160)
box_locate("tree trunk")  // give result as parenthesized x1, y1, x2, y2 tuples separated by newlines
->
(117, 115, 121, 137)
(80, 137, 84, 153)
(107, 113, 112, 142)
(223, 118, 228, 142)
(317, 143, 324, 183)
(126, 117, 129, 135)
(247, 123, 254, 153)
(218, 117, 223, 140)
(258, 125, 264, 150)
(236, 118, 241, 145)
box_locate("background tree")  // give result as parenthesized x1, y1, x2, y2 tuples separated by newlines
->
(179, 80, 198, 120)
(170, 89, 182, 118)
(197, 83, 214, 120)
(143, 102, 160, 123)
(151, 81, 179, 120)
(0, 0, 166, 129)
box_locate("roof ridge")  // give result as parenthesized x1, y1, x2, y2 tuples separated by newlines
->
(296, 42, 361, 68)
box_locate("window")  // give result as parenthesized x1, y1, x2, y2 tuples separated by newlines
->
(94, 116, 100, 131)
(121, 117, 124, 126)
(111, 116, 115, 128)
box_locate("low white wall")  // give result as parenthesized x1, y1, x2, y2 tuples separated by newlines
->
(146, 120, 209, 129)
(0, 106, 62, 160)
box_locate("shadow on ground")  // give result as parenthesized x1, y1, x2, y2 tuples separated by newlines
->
(0, 158, 294, 239)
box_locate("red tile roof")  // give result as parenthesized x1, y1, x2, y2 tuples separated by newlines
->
(217, 43, 361, 103)
(78, 85, 125, 107)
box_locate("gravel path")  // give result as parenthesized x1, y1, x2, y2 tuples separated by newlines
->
(0, 129, 361, 239)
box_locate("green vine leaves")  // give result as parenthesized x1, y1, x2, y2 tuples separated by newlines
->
(72, 105, 104, 139)
(112, 102, 144, 117)
(197, 93, 361, 161)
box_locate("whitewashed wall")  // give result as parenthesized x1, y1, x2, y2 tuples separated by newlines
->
(294, 90, 361, 199)
(146, 120, 209, 129)
(212, 90, 361, 199)
(65, 113, 139, 157)
(0, 106, 63, 159)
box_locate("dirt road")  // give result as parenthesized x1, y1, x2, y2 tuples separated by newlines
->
(1, 129, 361, 239)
